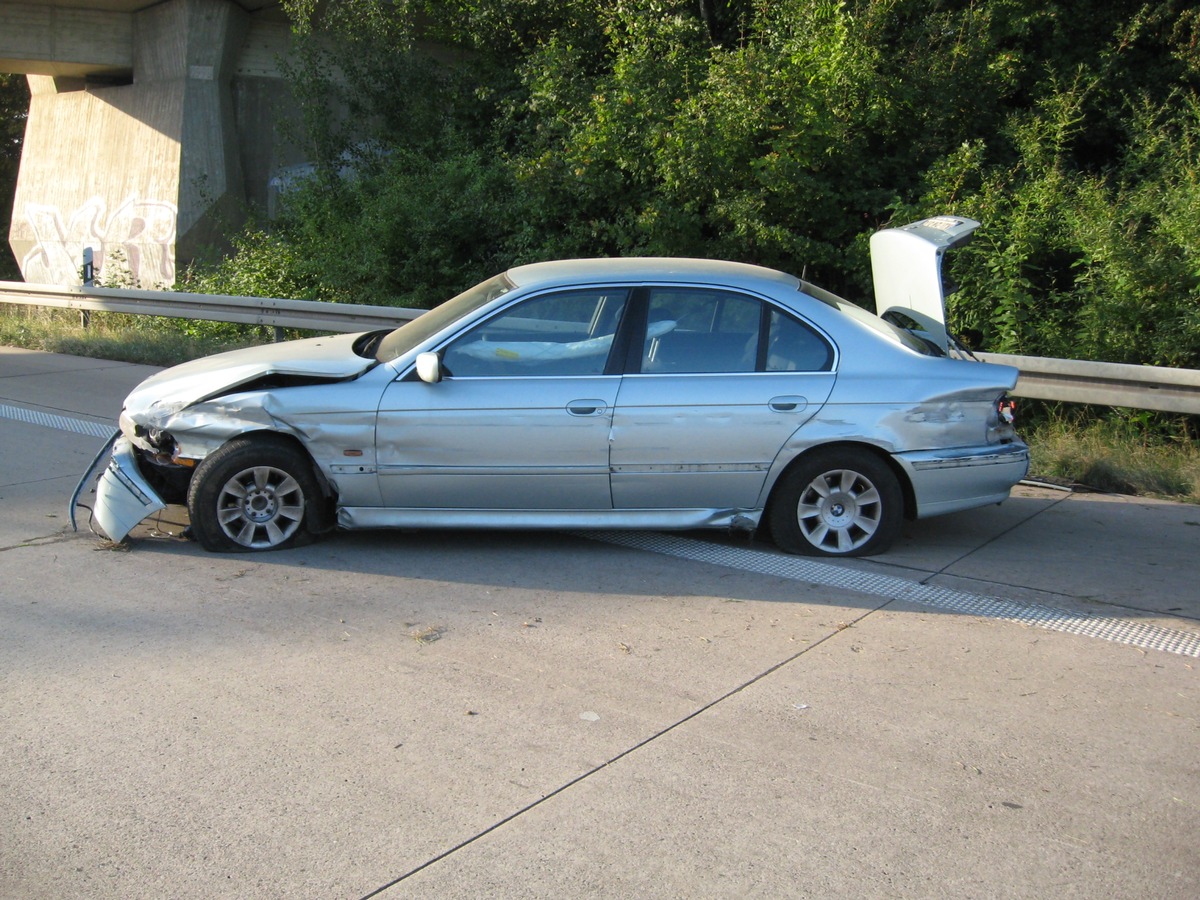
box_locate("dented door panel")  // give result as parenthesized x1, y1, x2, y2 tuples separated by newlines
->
(375, 375, 620, 509)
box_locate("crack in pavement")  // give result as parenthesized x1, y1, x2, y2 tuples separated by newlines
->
(356, 603, 886, 899)
(0, 531, 87, 552)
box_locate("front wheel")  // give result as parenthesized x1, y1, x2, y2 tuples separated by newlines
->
(187, 437, 322, 552)
(769, 449, 903, 557)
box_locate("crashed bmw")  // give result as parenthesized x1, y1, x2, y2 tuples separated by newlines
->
(76, 215, 1029, 557)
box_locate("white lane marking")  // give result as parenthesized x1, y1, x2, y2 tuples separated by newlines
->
(581, 531, 1200, 659)
(0, 403, 115, 439)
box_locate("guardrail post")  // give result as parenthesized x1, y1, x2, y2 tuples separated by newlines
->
(80, 248, 94, 329)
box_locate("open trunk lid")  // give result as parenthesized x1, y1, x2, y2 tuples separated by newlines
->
(870, 215, 981, 354)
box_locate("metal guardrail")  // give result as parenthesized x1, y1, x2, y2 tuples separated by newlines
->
(976, 352, 1200, 416)
(0, 281, 423, 332)
(2, 280, 1199, 414)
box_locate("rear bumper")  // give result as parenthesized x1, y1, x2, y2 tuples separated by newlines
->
(89, 437, 167, 542)
(895, 441, 1030, 518)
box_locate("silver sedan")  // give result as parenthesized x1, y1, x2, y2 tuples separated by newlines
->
(81, 215, 1028, 557)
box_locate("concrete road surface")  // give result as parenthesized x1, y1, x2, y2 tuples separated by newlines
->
(1, 346, 1197, 899)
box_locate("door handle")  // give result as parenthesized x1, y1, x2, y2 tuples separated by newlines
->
(769, 395, 807, 413)
(567, 399, 608, 417)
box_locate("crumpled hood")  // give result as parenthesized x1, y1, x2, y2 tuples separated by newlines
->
(123, 332, 376, 426)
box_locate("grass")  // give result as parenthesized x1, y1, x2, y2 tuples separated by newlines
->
(0, 307, 276, 367)
(3, 306, 1198, 504)
(1025, 411, 1200, 504)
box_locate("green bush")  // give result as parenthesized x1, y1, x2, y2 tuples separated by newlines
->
(184, 0, 1200, 378)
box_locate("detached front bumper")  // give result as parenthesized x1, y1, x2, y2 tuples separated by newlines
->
(75, 435, 167, 542)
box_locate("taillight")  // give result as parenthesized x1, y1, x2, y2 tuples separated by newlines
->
(998, 397, 1016, 425)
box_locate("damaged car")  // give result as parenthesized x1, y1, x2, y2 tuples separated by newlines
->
(75, 215, 1029, 557)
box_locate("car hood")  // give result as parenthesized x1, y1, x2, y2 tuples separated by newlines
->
(869, 215, 980, 353)
(123, 332, 376, 423)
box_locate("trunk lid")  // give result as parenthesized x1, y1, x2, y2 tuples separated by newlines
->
(869, 215, 980, 353)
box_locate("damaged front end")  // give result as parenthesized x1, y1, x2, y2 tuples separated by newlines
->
(71, 393, 271, 543)
(71, 331, 379, 543)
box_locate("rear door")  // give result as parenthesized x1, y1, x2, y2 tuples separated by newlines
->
(609, 287, 837, 510)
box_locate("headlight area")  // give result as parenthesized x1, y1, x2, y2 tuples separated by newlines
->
(121, 410, 176, 454)
(118, 412, 196, 504)
(133, 446, 195, 505)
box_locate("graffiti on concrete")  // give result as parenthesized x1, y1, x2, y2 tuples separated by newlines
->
(20, 195, 178, 286)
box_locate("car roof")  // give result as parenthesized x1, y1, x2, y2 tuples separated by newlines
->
(505, 257, 803, 293)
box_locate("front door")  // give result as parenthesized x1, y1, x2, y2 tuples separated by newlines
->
(375, 288, 629, 510)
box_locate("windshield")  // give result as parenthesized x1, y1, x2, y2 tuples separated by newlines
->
(376, 273, 515, 362)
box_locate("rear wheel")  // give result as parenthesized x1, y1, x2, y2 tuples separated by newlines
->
(769, 448, 902, 557)
(187, 437, 321, 552)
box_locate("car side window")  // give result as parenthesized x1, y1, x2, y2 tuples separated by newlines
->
(440, 289, 630, 377)
(765, 309, 834, 372)
(640, 288, 833, 374)
(641, 288, 761, 374)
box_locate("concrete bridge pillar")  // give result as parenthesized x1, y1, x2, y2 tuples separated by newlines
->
(2, 0, 295, 286)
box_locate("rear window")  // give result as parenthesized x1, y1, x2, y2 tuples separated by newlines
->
(802, 286, 938, 356)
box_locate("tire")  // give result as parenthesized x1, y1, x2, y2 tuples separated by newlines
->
(769, 448, 903, 557)
(187, 437, 322, 552)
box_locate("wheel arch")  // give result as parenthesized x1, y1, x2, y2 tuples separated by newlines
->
(765, 441, 917, 522)
(220, 429, 339, 532)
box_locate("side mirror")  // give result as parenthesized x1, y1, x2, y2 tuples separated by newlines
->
(415, 351, 443, 384)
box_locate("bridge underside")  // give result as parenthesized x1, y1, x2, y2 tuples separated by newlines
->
(1, 0, 305, 286)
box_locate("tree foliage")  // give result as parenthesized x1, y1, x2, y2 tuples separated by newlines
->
(0, 74, 29, 281)
(199, 0, 1200, 370)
